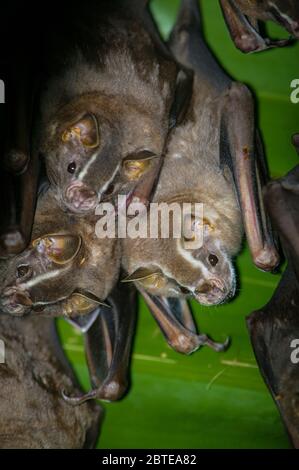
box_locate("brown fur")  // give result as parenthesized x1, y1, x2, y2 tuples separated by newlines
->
(0, 315, 102, 448)
(35, 0, 179, 214)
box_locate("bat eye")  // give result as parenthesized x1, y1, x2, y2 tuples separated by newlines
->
(208, 254, 218, 267)
(16, 265, 31, 279)
(67, 162, 76, 174)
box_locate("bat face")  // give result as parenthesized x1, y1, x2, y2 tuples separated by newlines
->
(123, 206, 241, 306)
(0, 233, 83, 316)
(43, 98, 164, 215)
(0, 189, 120, 317)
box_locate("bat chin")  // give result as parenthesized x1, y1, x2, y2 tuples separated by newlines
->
(194, 279, 235, 306)
(194, 292, 228, 306)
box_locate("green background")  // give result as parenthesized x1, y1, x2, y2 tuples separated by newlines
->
(58, 0, 299, 449)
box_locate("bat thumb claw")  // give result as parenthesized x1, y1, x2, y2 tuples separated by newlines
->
(61, 389, 97, 406)
(203, 335, 230, 353)
(213, 336, 230, 352)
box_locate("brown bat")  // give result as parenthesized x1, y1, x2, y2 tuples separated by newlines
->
(122, 0, 279, 355)
(0, 183, 137, 405)
(0, 314, 102, 448)
(0, 4, 41, 257)
(35, 0, 192, 216)
(247, 154, 299, 448)
(0, 185, 120, 318)
(219, 0, 299, 52)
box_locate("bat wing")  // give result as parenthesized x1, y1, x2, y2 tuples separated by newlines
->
(63, 282, 137, 405)
(247, 163, 299, 448)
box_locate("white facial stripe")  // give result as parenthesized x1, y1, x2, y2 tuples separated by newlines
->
(98, 163, 120, 199)
(269, 2, 294, 25)
(20, 268, 68, 289)
(78, 151, 99, 181)
(176, 241, 210, 278)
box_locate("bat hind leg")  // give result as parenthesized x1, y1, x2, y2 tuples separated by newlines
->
(141, 292, 229, 355)
(219, 0, 291, 53)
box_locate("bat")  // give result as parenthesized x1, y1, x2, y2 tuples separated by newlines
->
(0, 182, 137, 405)
(0, 313, 102, 448)
(0, 185, 120, 318)
(121, 0, 279, 355)
(247, 156, 299, 448)
(35, 0, 193, 216)
(219, 0, 299, 53)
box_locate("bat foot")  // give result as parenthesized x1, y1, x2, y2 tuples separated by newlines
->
(235, 35, 291, 53)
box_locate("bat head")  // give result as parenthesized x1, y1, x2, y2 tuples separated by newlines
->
(0, 232, 83, 316)
(122, 203, 242, 306)
(0, 190, 120, 317)
(42, 98, 163, 216)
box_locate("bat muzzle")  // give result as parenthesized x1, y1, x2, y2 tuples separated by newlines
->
(1, 286, 33, 316)
(194, 278, 232, 306)
(64, 182, 98, 214)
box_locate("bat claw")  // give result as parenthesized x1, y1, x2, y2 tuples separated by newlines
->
(201, 334, 230, 353)
(62, 380, 127, 406)
(62, 389, 97, 406)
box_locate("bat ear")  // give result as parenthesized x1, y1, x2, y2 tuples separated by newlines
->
(61, 113, 100, 149)
(64, 291, 108, 317)
(169, 67, 193, 129)
(122, 150, 157, 181)
(32, 234, 82, 264)
(168, 0, 203, 71)
(123, 267, 167, 290)
(122, 266, 161, 281)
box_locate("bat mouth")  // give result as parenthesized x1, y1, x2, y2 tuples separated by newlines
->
(1, 286, 33, 316)
(193, 278, 233, 306)
(64, 182, 98, 214)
